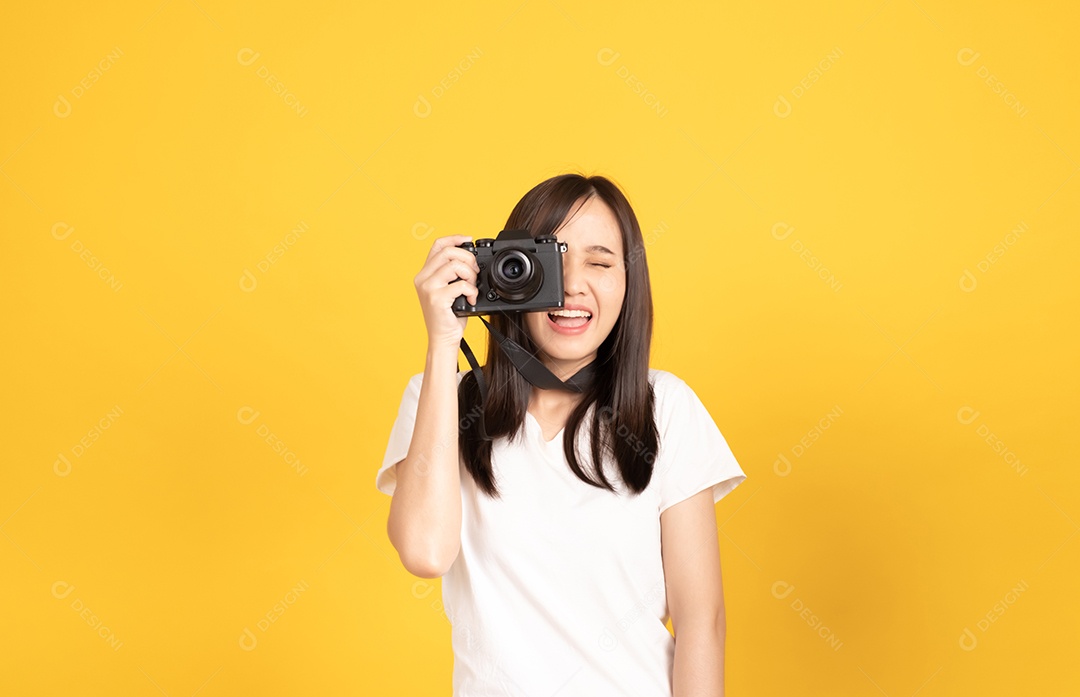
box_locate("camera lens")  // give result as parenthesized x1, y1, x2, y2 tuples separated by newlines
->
(490, 249, 543, 302)
(503, 258, 524, 279)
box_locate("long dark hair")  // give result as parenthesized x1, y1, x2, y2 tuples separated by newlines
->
(457, 173, 659, 498)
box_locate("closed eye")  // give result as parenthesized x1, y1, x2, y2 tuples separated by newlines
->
(590, 263, 611, 268)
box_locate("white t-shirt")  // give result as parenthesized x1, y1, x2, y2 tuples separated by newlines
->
(377, 368, 746, 697)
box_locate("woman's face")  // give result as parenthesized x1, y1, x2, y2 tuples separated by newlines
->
(524, 195, 626, 376)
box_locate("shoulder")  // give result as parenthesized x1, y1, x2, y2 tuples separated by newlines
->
(648, 367, 685, 388)
(648, 367, 691, 399)
(648, 368, 710, 419)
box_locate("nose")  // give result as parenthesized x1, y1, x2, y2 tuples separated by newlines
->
(563, 257, 586, 296)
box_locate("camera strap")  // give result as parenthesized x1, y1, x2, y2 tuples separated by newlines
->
(458, 315, 596, 441)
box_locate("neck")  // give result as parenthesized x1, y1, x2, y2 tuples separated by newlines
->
(530, 382, 586, 411)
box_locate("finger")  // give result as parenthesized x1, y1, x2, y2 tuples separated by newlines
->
(424, 278, 477, 311)
(416, 246, 480, 287)
(443, 246, 482, 273)
(422, 259, 478, 292)
(426, 235, 474, 264)
(440, 280, 479, 307)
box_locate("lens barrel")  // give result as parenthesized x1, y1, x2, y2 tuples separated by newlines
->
(489, 248, 544, 302)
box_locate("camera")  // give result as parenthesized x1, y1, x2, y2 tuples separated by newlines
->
(452, 229, 568, 316)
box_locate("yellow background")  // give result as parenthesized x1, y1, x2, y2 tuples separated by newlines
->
(2, 1, 1077, 694)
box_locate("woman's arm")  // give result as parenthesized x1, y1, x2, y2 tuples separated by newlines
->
(386, 235, 480, 578)
(662, 488, 727, 696)
(386, 344, 463, 578)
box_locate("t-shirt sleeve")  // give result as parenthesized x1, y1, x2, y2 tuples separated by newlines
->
(376, 372, 425, 497)
(654, 374, 747, 514)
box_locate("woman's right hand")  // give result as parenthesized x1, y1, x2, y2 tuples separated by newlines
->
(413, 234, 481, 351)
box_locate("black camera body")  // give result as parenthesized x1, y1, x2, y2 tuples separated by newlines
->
(452, 229, 568, 316)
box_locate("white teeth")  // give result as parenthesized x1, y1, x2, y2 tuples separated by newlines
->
(549, 309, 592, 318)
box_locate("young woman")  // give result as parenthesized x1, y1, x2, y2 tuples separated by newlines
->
(377, 173, 746, 696)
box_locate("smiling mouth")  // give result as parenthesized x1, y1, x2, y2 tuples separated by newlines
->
(548, 309, 592, 328)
